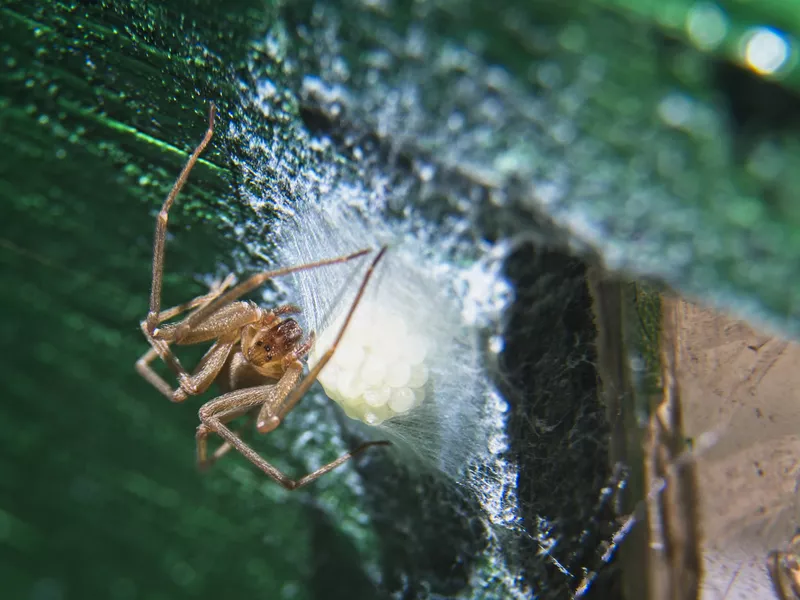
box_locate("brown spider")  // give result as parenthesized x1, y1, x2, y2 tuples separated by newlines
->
(135, 104, 389, 490)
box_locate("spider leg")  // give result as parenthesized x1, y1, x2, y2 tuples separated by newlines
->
(254, 361, 304, 433)
(167, 248, 372, 342)
(273, 303, 302, 317)
(199, 408, 259, 470)
(157, 273, 236, 323)
(136, 274, 237, 399)
(289, 440, 390, 490)
(139, 297, 266, 401)
(196, 378, 389, 489)
(152, 301, 297, 348)
(196, 387, 271, 471)
(137, 330, 239, 402)
(275, 246, 388, 422)
(146, 103, 217, 335)
(136, 347, 173, 398)
(155, 301, 262, 346)
(172, 331, 239, 401)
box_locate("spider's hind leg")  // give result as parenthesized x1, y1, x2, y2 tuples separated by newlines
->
(196, 376, 390, 489)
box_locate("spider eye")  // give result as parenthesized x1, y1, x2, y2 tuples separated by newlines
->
(264, 345, 272, 353)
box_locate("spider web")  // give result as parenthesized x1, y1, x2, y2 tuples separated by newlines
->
(216, 7, 622, 597)
(213, 0, 800, 597)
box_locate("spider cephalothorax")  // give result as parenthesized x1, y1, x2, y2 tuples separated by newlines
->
(135, 104, 389, 490)
(242, 319, 310, 374)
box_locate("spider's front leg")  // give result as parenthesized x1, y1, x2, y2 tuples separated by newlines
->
(146, 105, 216, 335)
(156, 273, 237, 324)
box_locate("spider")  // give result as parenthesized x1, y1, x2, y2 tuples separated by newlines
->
(135, 104, 389, 490)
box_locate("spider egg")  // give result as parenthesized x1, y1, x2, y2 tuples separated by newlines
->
(386, 363, 411, 388)
(364, 386, 391, 407)
(388, 387, 415, 413)
(309, 300, 430, 424)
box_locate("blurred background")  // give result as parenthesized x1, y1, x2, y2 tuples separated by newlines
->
(2, 1, 800, 599)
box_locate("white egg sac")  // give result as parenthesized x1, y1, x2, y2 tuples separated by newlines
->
(308, 301, 429, 425)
